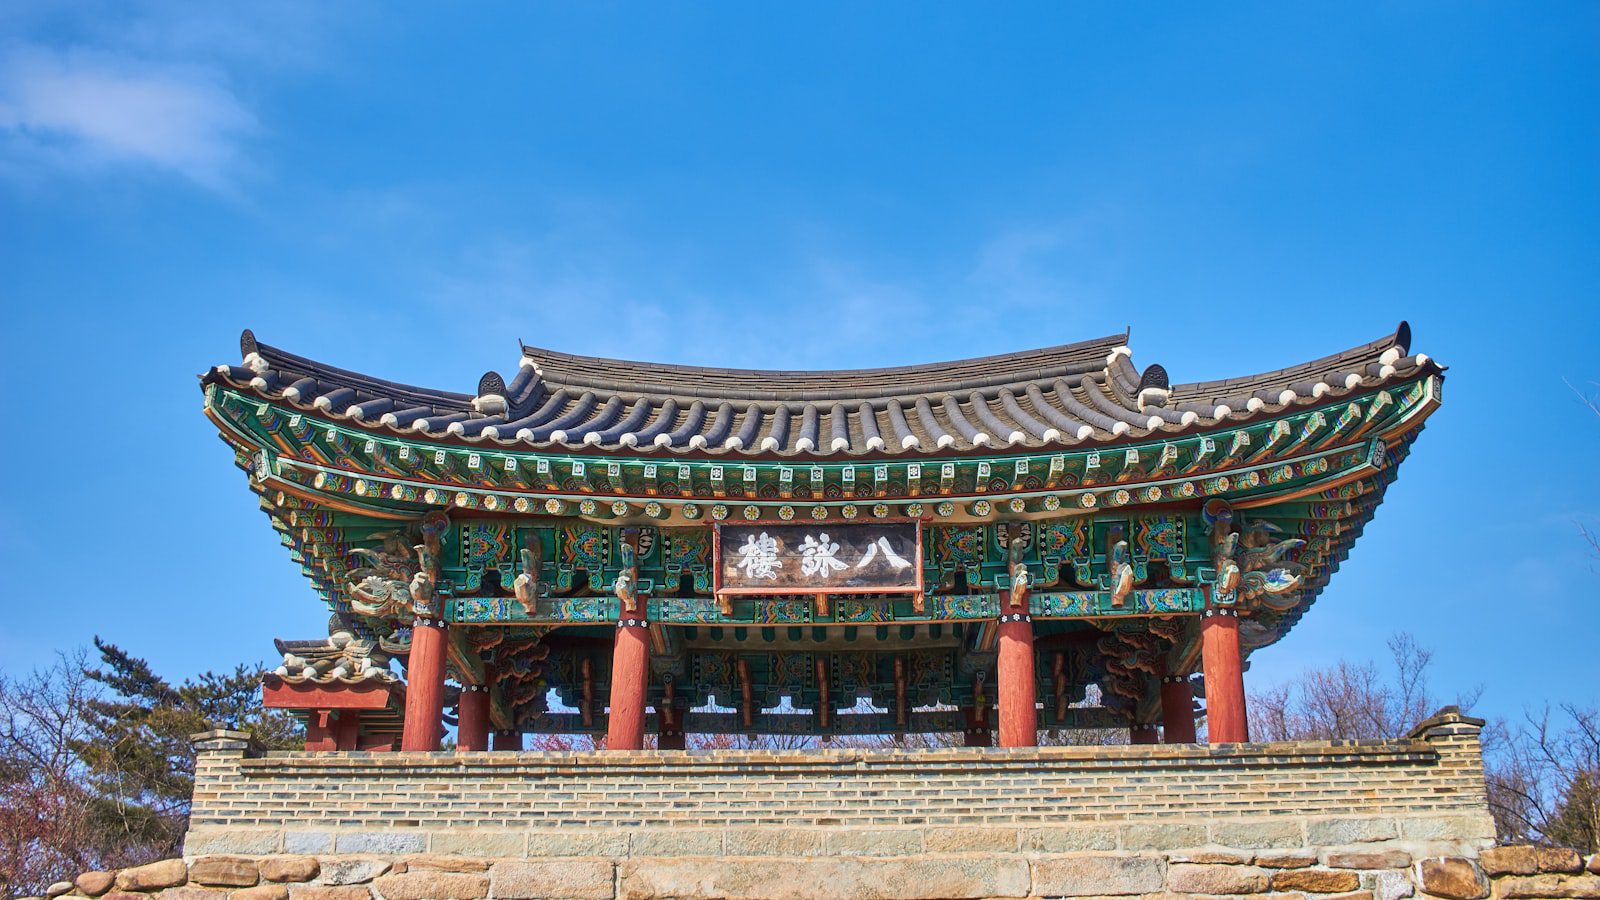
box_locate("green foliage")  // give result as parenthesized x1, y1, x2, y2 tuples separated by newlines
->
(68, 638, 300, 860)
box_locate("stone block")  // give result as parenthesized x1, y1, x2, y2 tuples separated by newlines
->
(629, 828, 723, 857)
(400, 856, 490, 873)
(188, 857, 259, 888)
(1371, 868, 1416, 900)
(1167, 863, 1270, 894)
(1211, 818, 1303, 849)
(825, 829, 922, 856)
(1256, 852, 1318, 869)
(316, 860, 391, 886)
(1401, 814, 1494, 842)
(1480, 845, 1584, 875)
(1306, 817, 1399, 845)
(102, 893, 145, 900)
(490, 860, 615, 900)
(1414, 857, 1488, 900)
(1272, 868, 1363, 893)
(619, 855, 1030, 899)
(183, 830, 280, 856)
(723, 828, 826, 856)
(1171, 851, 1253, 865)
(231, 886, 290, 900)
(258, 858, 320, 884)
(1030, 855, 1165, 896)
(427, 830, 525, 858)
(155, 889, 226, 900)
(526, 830, 629, 858)
(288, 888, 371, 900)
(1590, 854, 1600, 875)
(334, 831, 428, 855)
(1120, 822, 1205, 851)
(45, 882, 72, 897)
(74, 873, 115, 897)
(923, 827, 1018, 853)
(369, 872, 489, 900)
(1327, 850, 1412, 869)
(282, 832, 333, 855)
(1021, 827, 1117, 853)
(1495, 873, 1600, 898)
(115, 860, 189, 892)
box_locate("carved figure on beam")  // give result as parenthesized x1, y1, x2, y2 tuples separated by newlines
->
(1204, 499, 1241, 602)
(1108, 538, 1136, 607)
(615, 530, 641, 615)
(1238, 523, 1305, 609)
(347, 528, 422, 619)
(1005, 522, 1031, 611)
(347, 575, 410, 621)
(513, 534, 543, 616)
(409, 544, 438, 617)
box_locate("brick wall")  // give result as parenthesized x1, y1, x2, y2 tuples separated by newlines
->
(185, 709, 1495, 864)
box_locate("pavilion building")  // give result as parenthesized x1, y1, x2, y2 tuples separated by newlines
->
(202, 323, 1441, 752)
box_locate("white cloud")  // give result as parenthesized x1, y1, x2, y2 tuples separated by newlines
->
(0, 46, 258, 189)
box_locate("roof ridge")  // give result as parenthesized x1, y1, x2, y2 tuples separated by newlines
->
(521, 332, 1130, 402)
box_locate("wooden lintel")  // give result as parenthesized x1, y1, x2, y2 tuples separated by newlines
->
(262, 680, 399, 711)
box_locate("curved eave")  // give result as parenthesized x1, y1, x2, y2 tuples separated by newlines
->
(202, 324, 1441, 461)
(212, 372, 1439, 529)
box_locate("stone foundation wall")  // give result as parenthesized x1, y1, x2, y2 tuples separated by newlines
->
(35, 842, 1600, 899)
(23, 709, 1536, 898)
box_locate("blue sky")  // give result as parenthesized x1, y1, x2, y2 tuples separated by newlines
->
(1, 3, 1595, 722)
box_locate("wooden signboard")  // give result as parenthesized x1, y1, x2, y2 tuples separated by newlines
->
(713, 521, 923, 596)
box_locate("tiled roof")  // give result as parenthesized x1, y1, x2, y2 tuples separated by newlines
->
(203, 322, 1437, 458)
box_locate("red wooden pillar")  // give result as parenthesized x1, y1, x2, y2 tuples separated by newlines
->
(1130, 723, 1160, 744)
(1160, 675, 1198, 743)
(401, 617, 448, 751)
(493, 729, 522, 751)
(606, 612, 651, 750)
(304, 710, 336, 751)
(333, 710, 361, 750)
(1201, 608, 1249, 743)
(457, 684, 491, 752)
(962, 706, 992, 747)
(996, 606, 1038, 748)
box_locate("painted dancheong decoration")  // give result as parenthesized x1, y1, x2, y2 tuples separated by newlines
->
(202, 321, 1442, 750)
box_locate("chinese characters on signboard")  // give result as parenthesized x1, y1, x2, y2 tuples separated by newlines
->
(714, 522, 922, 594)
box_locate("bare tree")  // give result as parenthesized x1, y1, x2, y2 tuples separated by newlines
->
(0, 651, 114, 897)
(1487, 705, 1600, 852)
(1249, 633, 1476, 742)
